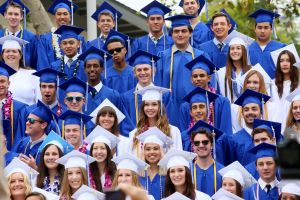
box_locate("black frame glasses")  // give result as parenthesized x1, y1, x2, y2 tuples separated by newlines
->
(193, 140, 210, 146)
(107, 47, 124, 55)
(65, 96, 84, 102)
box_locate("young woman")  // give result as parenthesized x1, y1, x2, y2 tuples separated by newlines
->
(129, 86, 182, 159)
(285, 88, 300, 142)
(56, 150, 95, 200)
(217, 37, 251, 103)
(85, 125, 118, 192)
(0, 35, 40, 105)
(158, 149, 211, 200)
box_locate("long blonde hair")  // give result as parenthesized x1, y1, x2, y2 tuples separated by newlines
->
(286, 101, 298, 128)
(111, 169, 143, 189)
(8, 172, 32, 199)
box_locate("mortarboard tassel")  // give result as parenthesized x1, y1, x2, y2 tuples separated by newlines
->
(261, 97, 265, 120)
(205, 91, 209, 120)
(85, 81, 88, 113)
(70, 0, 74, 25)
(212, 130, 216, 160)
(115, 13, 118, 31)
(272, 11, 278, 40)
(23, 8, 26, 29)
(127, 36, 131, 57)
(104, 53, 107, 79)
(205, 0, 209, 21)
(151, 57, 155, 82)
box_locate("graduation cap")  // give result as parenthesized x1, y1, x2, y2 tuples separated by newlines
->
(286, 87, 300, 102)
(32, 68, 66, 83)
(48, 0, 78, 15)
(0, 34, 29, 50)
(164, 192, 191, 200)
(72, 185, 105, 200)
(103, 29, 132, 57)
(185, 54, 218, 75)
(178, 0, 206, 17)
(141, 0, 171, 17)
(85, 125, 120, 150)
(234, 89, 270, 108)
(136, 127, 173, 148)
(253, 119, 282, 143)
(270, 43, 300, 66)
(32, 187, 60, 200)
(91, 1, 122, 31)
(89, 98, 125, 124)
(56, 150, 96, 169)
(54, 25, 84, 41)
(158, 149, 196, 169)
(218, 161, 257, 189)
(249, 142, 277, 159)
(59, 110, 92, 126)
(165, 14, 194, 29)
(224, 30, 255, 47)
(38, 130, 74, 154)
(59, 77, 92, 95)
(212, 188, 244, 200)
(0, 61, 16, 77)
(294, 61, 300, 68)
(112, 153, 149, 174)
(278, 180, 300, 196)
(30, 100, 58, 123)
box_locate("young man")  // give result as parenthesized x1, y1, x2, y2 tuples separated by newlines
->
(132, 1, 173, 55)
(248, 8, 286, 79)
(244, 143, 279, 200)
(0, 1, 37, 68)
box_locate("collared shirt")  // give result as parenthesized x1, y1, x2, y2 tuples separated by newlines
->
(30, 134, 46, 149)
(6, 29, 21, 36)
(173, 44, 194, 54)
(47, 99, 58, 110)
(64, 54, 79, 65)
(244, 126, 253, 136)
(99, 33, 107, 42)
(93, 81, 103, 93)
(148, 32, 164, 45)
(258, 177, 279, 192)
(136, 82, 154, 91)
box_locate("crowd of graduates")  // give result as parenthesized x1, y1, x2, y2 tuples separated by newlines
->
(1, 0, 300, 199)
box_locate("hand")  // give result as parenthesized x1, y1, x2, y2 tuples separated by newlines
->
(118, 183, 148, 200)
(19, 154, 38, 170)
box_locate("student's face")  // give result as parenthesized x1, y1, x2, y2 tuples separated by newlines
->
(144, 143, 161, 164)
(229, 44, 243, 61)
(64, 92, 85, 112)
(256, 157, 276, 181)
(98, 112, 115, 131)
(255, 22, 272, 42)
(84, 59, 103, 82)
(211, 16, 231, 40)
(40, 82, 57, 105)
(242, 103, 261, 125)
(182, 0, 200, 16)
(44, 145, 60, 170)
(4, 6, 23, 29)
(64, 124, 81, 148)
(60, 38, 80, 58)
(67, 167, 83, 190)
(192, 134, 212, 158)
(292, 100, 300, 121)
(253, 131, 275, 146)
(281, 193, 298, 200)
(9, 172, 26, 198)
(2, 48, 21, 66)
(25, 114, 46, 136)
(117, 169, 133, 185)
(147, 15, 164, 33)
(55, 8, 71, 26)
(97, 14, 115, 35)
(169, 166, 186, 187)
(279, 53, 291, 75)
(0, 76, 9, 98)
(172, 26, 191, 47)
(92, 142, 108, 163)
(191, 69, 210, 89)
(222, 177, 238, 195)
(144, 100, 159, 119)
(106, 42, 127, 64)
(134, 64, 152, 85)
(245, 74, 260, 92)
(190, 102, 207, 122)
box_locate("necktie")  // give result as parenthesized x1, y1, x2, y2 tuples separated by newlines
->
(217, 43, 224, 51)
(90, 88, 97, 98)
(67, 58, 73, 67)
(266, 184, 271, 193)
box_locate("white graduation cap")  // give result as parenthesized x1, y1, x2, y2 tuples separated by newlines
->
(112, 153, 149, 174)
(164, 192, 191, 200)
(278, 180, 300, 196)
(135, 85, 170, 101)
(212, 188, 243, 200)
(4, 157, 39, 179)
(85, 125, 120, 149)
(136, 127, 173, 148)
(229, 37, 246, 47)
(89, 98, 125, 124)
(286, 87, 300, 102)
(158, 149, 196, 169)
(237, 63, 272, 89)
(55, 150, 96, 169)
(224, 30, 255, 47)
(270, 43, 300, 66)
(0, 35, 29, 50)
(71, 185, 105, 200)
(218, 161, 257, 189)
(32, 187, 60, 200)
(294, 61, 300, 68)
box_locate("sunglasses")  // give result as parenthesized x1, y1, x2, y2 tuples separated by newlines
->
(108, 47, 124, 55)
(27, 118, 44, 124)
(193, 140, 210, 146)
(65, 96, 84, 102)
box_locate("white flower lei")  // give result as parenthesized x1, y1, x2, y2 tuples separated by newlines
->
(51, 27, 62, 59)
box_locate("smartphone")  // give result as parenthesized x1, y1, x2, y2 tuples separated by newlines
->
(105, 190, 126, 200)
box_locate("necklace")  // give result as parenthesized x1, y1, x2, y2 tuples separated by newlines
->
(60, 57, 80, 80)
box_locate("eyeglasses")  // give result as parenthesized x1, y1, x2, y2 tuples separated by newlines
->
(27, 118, 44, 124)
(193, 140, 210, 146)
(65, 96, 84, 102)
(108, 47, 124, 55)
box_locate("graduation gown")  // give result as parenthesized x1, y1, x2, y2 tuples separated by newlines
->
(244, 183, 279, 200)
(191, 22, 213, 47)
(248, 40, 285, 79)
(12, 136, 44, 159)
(103, 65, 137, 94)
(140, 174, 166, 200)
(132, 34, 174, 56)
(4, 151, 19, 166)
(87, 37, 105, 50)
(0, 29, 38, 68)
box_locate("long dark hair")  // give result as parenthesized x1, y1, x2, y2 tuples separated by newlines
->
(164, 166, 196, 199)
(234, 179, 244, 198)
(95, 106, 120, 136)
(89, 143, 117, 192)
(275, 50, 299, 98)
(36, 144, 65, 189)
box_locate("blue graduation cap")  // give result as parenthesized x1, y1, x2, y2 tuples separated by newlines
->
(78, 46, 111, 63)
(30, 100, 58, 123)
(59, 110, 92, 126)
(141, 0, 171, 17)
(59, 77, 92, 95)
(183, 87, 218, 105)
(165, 14, 194, 29)
(38, 130, 74, 154)
(48, 0, 78, 15)
(54, 25, 84, 41)
(185, 54, 218, 75)
(103, 29, 131, 52)
(249, 142, 277, 159)
(0, 61, 16, 77)
(234, 89, 270, 108)
(253, 119, 283, 143)
(32, 68, 66, 83)
(178, 0, 205, 16)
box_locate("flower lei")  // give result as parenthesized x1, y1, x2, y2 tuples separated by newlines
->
(3, 91, 13, 120)
(51, 27, 63, 60)
(60, 57, 80, 80)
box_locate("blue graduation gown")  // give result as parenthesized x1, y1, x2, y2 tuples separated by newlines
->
(0, 29, 38, 69)
(132, 34, 174, 56)
(37, 32, 86, 70)
(87, 37, 105, 50)
(191, 161, 223, 196)
(140, 174, 165, 200)
(4, 151, 19, 166)
(103, 65, 137, 94)
(249, 40, 285, 79)
(191, 22, 213, 47)
(244, 183, 279, 200)
(12, 136, 44, 159)
(198, 40, 229, 69)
